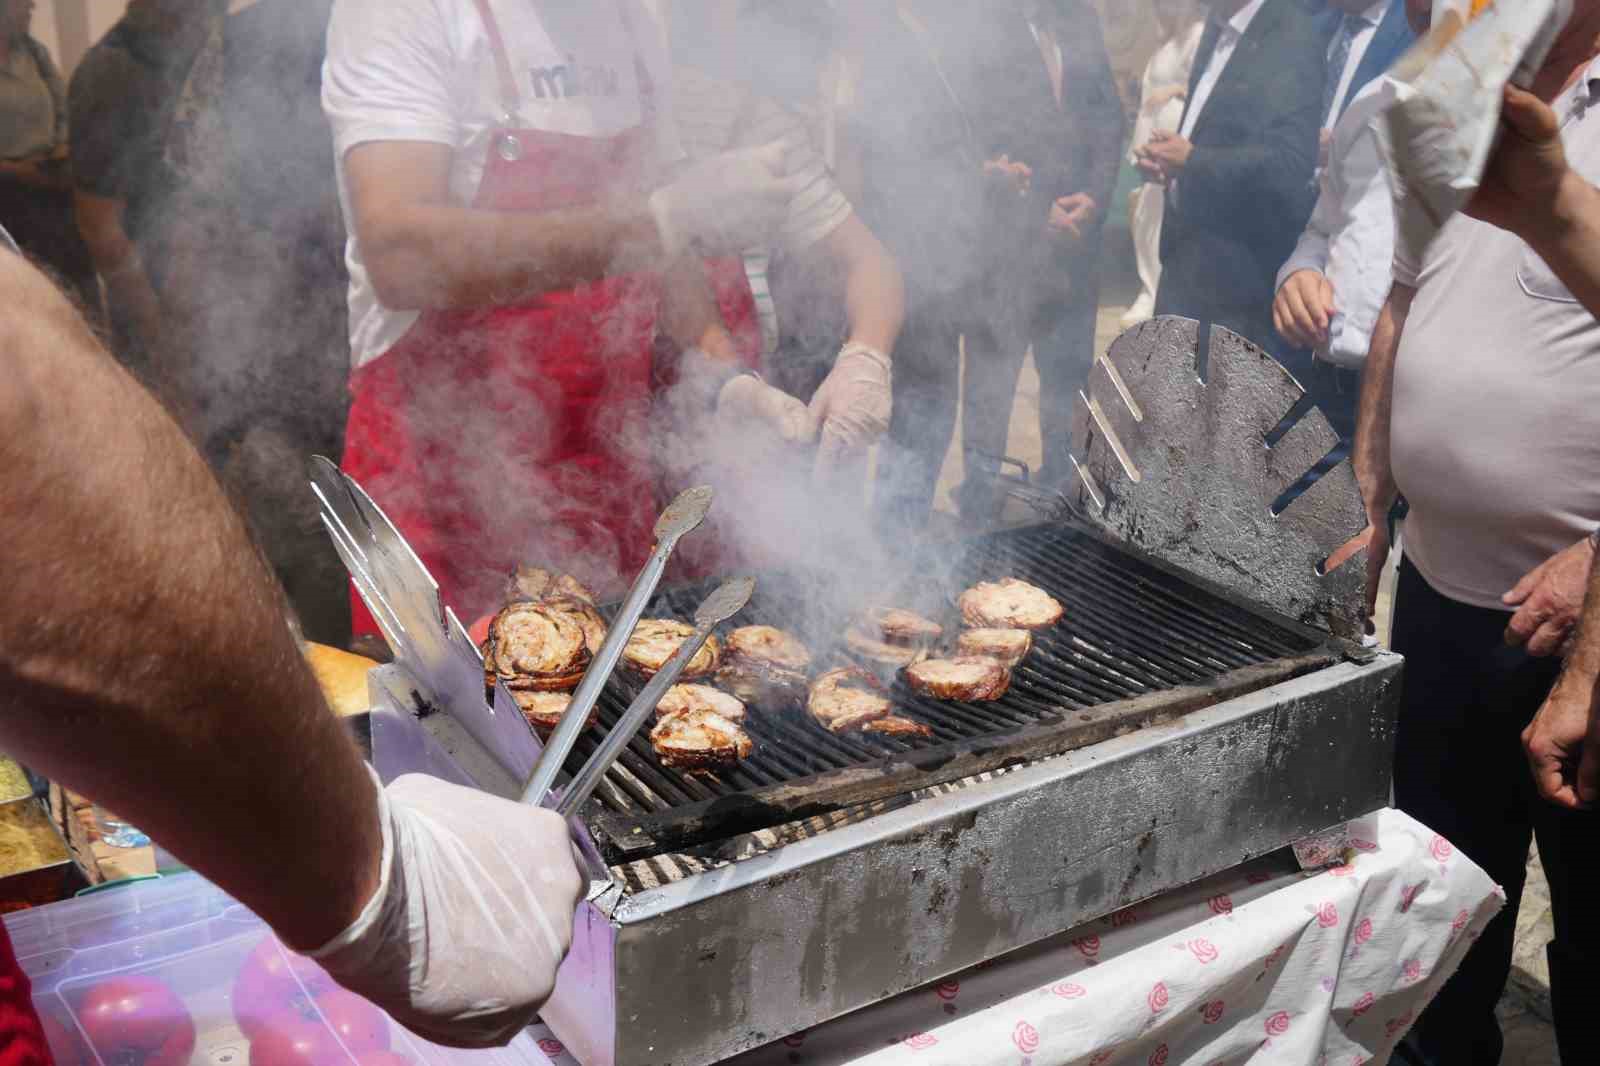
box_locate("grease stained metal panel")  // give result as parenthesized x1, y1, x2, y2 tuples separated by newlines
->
(553, 523, 1332, 865)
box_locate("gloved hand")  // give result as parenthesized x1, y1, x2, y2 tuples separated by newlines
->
(809, 342, 892, 475)
(649, 142, 797, 258)
(310, 772, 585, 1049)
(718, 373, 818, 446)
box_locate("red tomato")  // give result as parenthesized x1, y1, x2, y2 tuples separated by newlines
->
(311, 989, 389, 1054)
(233, 938, 337, 1040)
(77, 975, 197, 1066)
(248, 1018, 345, 1066)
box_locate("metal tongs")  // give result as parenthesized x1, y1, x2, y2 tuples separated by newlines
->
(520, 485, 716, 806)
(549, 575, 755, 817)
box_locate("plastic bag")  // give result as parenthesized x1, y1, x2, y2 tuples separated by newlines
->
(1375, 0, 1573, 258)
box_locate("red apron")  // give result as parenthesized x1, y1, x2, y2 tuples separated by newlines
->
(343, 0, 664, 630)
(0, 927, 49, 1066)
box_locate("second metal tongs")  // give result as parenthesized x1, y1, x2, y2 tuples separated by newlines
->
(519, 485, 715, 806)
(553, 575, 755, 817)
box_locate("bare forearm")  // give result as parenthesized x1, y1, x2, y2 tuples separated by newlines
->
(831, 215, 905, 355)
(0, 255, 379, 952)
(1564, 555, 1600, 686)
(1354, 284, 1413, 511)
(1524, 171, 1600, 316)
(364, 200, 662, 312)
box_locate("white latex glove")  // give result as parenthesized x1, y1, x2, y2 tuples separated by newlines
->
(310, 772, 585, 1048)
(809, 342, 893, 475)
(718, 373, 819, 446)
(648, 142, 797, 258)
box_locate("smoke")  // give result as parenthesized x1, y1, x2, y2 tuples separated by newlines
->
(124, 0, 1167, 647)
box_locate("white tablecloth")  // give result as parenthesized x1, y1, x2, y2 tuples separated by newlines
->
(525, 809, 1504, 1066)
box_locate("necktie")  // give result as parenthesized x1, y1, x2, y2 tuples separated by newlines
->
(1322, 14, 1365, 128)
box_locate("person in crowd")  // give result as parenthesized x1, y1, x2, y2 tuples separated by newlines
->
(1272, 0, 1414, 443)
(660, 0, 904, 473)
(157, 0, 352, 646)
(323, 0, 800, 629)
(0, 0, 93, 307)
(1134, 0, 1327, 353)
(1355, 3, 1600, 1060)
(0, 246, 584, 1057)
(820, 0, 1099, 532)
(1122, 0, 1203, 330)
(956, 0, 1123, 505)
(69, 0, 211, 380)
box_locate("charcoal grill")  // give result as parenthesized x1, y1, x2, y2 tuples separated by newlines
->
(315, 317, 1402, 1066)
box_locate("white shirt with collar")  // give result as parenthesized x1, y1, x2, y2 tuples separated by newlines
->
(1276, 79, 1393, 368)
(1178, 0, 1268, 140)
(1323, 0, 1389, 127)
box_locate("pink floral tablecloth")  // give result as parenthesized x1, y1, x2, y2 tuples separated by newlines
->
(526, 809, 1503, 1066)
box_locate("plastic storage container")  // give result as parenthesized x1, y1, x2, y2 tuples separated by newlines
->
(5, 873, 556, 1066)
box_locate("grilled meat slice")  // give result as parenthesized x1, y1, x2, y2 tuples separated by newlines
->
(807, 667, 893, 733)
(485, 602, 591, 692)
(844, 624, 930, 669)
(508, 566, 596, 606)
(623, 619, 721, 679)
(866, 608, 944, 646)
(655, 684, 747, 724)
(859, 715, 934, 739)
(904, 657, 1012, 701)
(544, 596, 607, 657)
(650, 708, 753, 772)
(959, 578, 1063, 630)
(511, 690, 599, 738)
(956, 627, 1034, 666)
(719, 625, 811, 706)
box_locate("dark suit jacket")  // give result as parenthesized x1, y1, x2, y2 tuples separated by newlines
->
(1335, 0, 1416, 118)
(1155, 0, 1327, 349)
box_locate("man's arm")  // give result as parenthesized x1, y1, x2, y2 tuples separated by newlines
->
(1522, 555, 1600, 809)
(1468, 85, 1600, 314)
(0, 255, 584, 1046)
(74, 190, 165, 357)
(345, 142, 663, 311)
(1273, 168, 1340, 349)
(1354, 281, 1415, 624)
(0, 252, 379, 952)
(818, 212, 905, 355)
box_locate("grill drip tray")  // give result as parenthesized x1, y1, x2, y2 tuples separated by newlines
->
(555, 522, 1335, 864)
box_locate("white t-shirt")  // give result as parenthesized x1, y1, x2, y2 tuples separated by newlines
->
(323, 0, 678, 368)
(1389, 62, 1600, 608)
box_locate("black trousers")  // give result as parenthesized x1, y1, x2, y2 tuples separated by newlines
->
(1390, 558, 1599, 1066)
(874, 298, 963, 536)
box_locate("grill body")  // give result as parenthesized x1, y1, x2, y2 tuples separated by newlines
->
(360, 521, 1399, 1066)
(539, 656, 1398, 1066)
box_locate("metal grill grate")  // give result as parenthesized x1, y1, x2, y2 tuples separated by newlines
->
(559, 522, 1331, 862)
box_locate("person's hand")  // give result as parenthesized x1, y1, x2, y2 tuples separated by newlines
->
(1273, 269, 1337, 349)
(809, 342, 892, 476)
(1318, 128, 1333, 171)
(312, 773, 586, 1048)
(1503, 537, 1597, 657)
(1048, 193, 1097, 239)
(1141, 130, 1193, 176)
(1147, 85, 1187, 110)
(1466, 84, 1569, 240)
(718, 373, 819, 446)
(1522, 669, 1600, 809)
(649, 142, 799, 257)
(983, 154, 1033, 197)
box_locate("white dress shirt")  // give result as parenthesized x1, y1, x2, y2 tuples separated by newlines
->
(1178, 0, 1268, 140)
(1323, 0, 1389, 127)
(1276, 81, 1393, 369)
